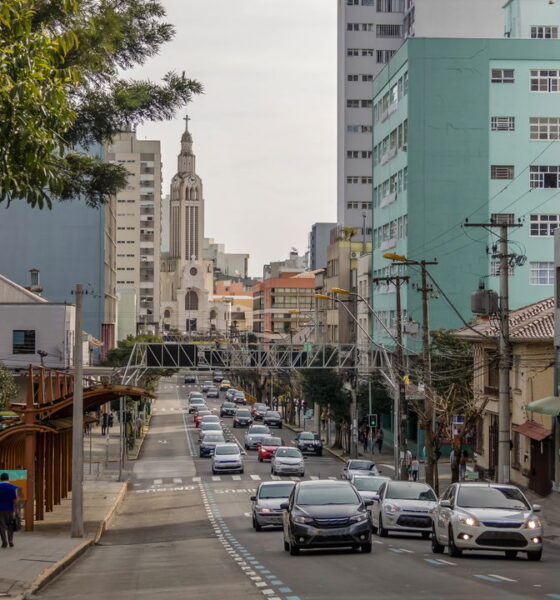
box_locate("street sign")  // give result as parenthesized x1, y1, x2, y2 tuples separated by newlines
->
(367, 413, 378, 428)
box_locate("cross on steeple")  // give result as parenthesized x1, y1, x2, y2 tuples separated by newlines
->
(183, 114, 191, 132)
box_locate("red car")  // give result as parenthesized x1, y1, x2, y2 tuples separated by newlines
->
(257, 436, 283, 462)
(194, 409, 212, 427)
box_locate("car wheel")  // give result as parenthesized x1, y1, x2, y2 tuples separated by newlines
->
(371, 522, 378, 535)
(240, 469, 244, 474)
(212, 469, 217, 475)
(279, 424, 283, 429)
(289, 542, 300, 556)
(283, 539, 290, 552)
(431, 528, 445, 554)
(317, 450, 322, 457)
(378, 515, 389, 537)
(421, 531, 430, 540)
(233, 423, 237, 428)
(361, 542, 372, 553)
(448, 526, 462, 557)
(258, 457, 263, 463)
(253, 517, 262, 532)
(199, 452, 203, 458)
(505, 550, 518, 559)
(527, 550, 542, 561)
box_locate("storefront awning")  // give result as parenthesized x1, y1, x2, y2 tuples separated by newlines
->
(513, 421, 551, 442)
(526, 396, 560, 417)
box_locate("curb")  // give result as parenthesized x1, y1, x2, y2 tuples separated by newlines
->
(18, 482, 128, 599)
(127, 416, 152, 461)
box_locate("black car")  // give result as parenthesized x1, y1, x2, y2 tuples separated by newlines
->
(213, 372, 224, 383)
(220, 401, 236, 417)
(184, 373, 197, 384)
(263, 410, 283, 428)
(232, 408, 252, 428)
(199, 433, 226, 457)
(281, 480, 373, 555)
(295, 431, 323, 456)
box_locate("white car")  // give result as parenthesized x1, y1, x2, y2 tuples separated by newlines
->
(341, 459, 380, 480)
(188, 397, 205, 414)
(371, 480, 437, 539)
(212, 443, 244, 474)
(244, 424, 271, 450)
(351, 475, 391, 504)
(432, 482, 543, 561)
(271, 447, 305, 477)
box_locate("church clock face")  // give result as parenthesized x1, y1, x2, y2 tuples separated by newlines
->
(190, 267, 198, 276)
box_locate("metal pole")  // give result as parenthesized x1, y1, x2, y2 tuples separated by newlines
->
(71, 283, 84, 537)
(395, 279, 408, 481)
(350, 379, 358, 459)
(119, 396, 124, 482)
(498, 224, 511, 484)
(368, 379, 373, 458)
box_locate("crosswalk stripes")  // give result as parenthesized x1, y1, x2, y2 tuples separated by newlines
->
(212, 476, 221, 482)
(250, 474, 261, 481)
(173, 478, 183, 484)
(232, 475, 241, 481)
(309, 475, 319, 480)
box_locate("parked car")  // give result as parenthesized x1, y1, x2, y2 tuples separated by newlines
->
(233, 391, 247, 405)
(252, 403, 270, 420)
(201, 380, 214, 393)
(371, 480, 438, 539)
(199, 433, 226, 457)
(188, 397, 205, 414)
(282, 480, 373, 555)
(341, 460, 379, 480)
(258, 436, 283, 462)
(431, 482, 543, 561)
(295, 431, 323, 456)
(220, 402, 236, 417)
(219, 379, 232, 391)
(251, 481, 295, 531)
(263, 410, 283, 428)
(271, 447, 305, 477)
(351, 475, 391, 504)
(206, 386, 219, 398)
(244, 425, 272, 450)
(232, 408, 252, 428)
(213, 372, 224, 383)
(184, 373, 197, 384)
(212, 443, 244, 474)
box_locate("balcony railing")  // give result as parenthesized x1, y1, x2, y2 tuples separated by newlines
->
(380, 237, 397, 250)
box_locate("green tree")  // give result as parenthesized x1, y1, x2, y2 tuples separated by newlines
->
(1, 0, 202, 209)
(0, 362, 19, 409)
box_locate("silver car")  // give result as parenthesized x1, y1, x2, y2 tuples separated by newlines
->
(432, 482, 543, 561)
(212, 443, 243, 474)
(251, 481, 295, 530)
(371, 480, 437, 539)
(351, 475, 391, 503)
(244, 424, 271, 450)
(271, 447, 305, 477)
(341, 459, 380, 480)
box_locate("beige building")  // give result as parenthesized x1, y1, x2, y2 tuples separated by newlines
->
(106, 131, 162, 336)
(455, 298, 555, 496)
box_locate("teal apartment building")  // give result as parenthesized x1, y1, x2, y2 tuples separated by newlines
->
(371, 37, 560, 351)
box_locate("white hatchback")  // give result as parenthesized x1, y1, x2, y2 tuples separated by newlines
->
(212, 443, 243, 474)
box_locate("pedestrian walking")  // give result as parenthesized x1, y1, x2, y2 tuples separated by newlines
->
(375, 428, 384, 454)
(0, 473, 19, 548)
(362, 430, 369, 453)
(405, 449, 412, 479)
(411, 456, 420, 482)
(101, 413, 109, 436)
(459, 450, 468, 481)
(108, 413, 114, 428)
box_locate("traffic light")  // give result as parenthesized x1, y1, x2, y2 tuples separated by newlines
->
(367, 413, 378, 428)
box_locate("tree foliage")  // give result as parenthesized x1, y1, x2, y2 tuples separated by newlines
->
(1, 0, 202, 209)
(0, 362, 19, 409)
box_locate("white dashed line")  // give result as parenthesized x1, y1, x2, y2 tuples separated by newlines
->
(436, 559, 457, 566)
(328, 476, 337, 480)
(153, 479, 162, 485)
(488, 574, 517, 582)
(192, 476, 201, 482)
(232, 475, 241, 480)
(250, 474, 261, 481)
(173, 478, 183, 484)
(310, 475, 319, 480)
(212, 476, 222, 482)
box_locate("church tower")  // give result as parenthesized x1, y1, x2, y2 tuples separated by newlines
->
(170, 116, 205, 262)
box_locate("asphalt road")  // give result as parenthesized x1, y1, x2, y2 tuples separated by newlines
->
(39, 374, 560, 600)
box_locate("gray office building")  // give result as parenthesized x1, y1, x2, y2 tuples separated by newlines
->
(309, 223, 336, 271)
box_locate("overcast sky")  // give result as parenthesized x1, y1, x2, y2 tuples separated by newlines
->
(133, 0, 337, 277)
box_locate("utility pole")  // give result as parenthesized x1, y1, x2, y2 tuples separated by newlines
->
(373, 275, 409, 479)
(71, 284, 84, 538)
(465, 215, 522, 484)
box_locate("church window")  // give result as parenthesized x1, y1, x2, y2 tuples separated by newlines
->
(164, 309, 171, 319)
(210, 309, 217, 320)
(185, 290, 198, 311)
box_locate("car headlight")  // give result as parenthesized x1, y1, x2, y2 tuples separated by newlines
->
(384, 503, 400, 514)
(459, 516, 480, 527)
(293, 516, 314, 524)
(350, 513, 368, 523)
(259, 508, 272, 514)
(525, 519, 541, 529)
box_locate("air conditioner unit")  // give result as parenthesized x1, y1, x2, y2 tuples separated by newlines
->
(350, 251, 360, 259)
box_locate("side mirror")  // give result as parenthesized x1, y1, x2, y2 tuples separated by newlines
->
(250, 495, 257, 502)
(532, 504, 542, 513)
(440, 499, 452, 508)
(364, 499, 374, 507)
(280, 502, 289, 510)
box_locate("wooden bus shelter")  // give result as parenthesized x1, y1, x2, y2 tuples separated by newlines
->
(0, 366, 152, 530)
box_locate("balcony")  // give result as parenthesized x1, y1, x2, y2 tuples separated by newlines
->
(380, 237, 397, 251)
(380, 192, 396, 208)
(140, 234, 154, 242)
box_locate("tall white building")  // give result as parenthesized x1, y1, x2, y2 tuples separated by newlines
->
(106, 132, 162, 336)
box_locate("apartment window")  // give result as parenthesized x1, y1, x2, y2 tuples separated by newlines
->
(362, 75, 373, 82)
(347, 23, 360, 31)
(530, 214, 560, 236)
(531, 26, 558, 39)
(13, 330, 35, 354)
(362, 125, 372, 133)
(347, 74, 359, 82)
(490, 262, 514, 276)
(362, 23, 375, 31)
(347, 125, 360, 132)
(347, 99, 360, 108)
(347, 0, 359, 4)
(377, 0, 402, 11)
(530, 165, 560, 188)
(347, 202, 360, 209)
(361, 49, 375, 57)
(362, 0, 374, 5)
(403, 71, 408, 95)
(530, 69, 560, 92)
(347, 150, 360, 158)
(376, 24, 402, 37)
(361, 99, 373, 108)
(361, 176, 373, 184)
(347, 176, 359, 184)
(377, 50, 396, 64)
(403, 167, 408, 190)
(491, 116, 515, 131)
(491, 165, 514, 180)
(347, 48, 359, 57)
(530, 117, 560, 140)
(530, 261, 554, 285)
(491, 69, 514, 83)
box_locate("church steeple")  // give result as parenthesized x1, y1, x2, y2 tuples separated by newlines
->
(178, 114, 196, 175)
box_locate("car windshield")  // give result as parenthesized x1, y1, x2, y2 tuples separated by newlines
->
(266, 412, 280, 417)
(236, 410, 250, 417)
(204, 381, 212, 385)
(249, 426, 269, 434)
(300, 433, 314, 440)
(386, 482, 437, 501)
(275, 448, 301, 458)
(262, 437, 282, 446)
(353, 478, 386, 492)
(215, 446, 239, 455)
(201, 424, 221, 430)
(204, 435, 225, 443)
(255, 404, 267, 410)
(457, 486, 530, 510)
(191, 399, 204, 404)
(348, 461, 375, 471)
(201, 416, 219, 422)
(223, 403, 235, 408)
(259, 483, 295, 499)
(235, 392, 245, 396)
(297, 485, 360, 506)
(190, 394, 203, 399)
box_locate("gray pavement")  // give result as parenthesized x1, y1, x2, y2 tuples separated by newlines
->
(36, 374, 560, 600)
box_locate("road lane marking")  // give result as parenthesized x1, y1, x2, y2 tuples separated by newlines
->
(398, 548, 414, 553)
(389, 548, 403, 553)
(474, 575, 502, 582)
(173, 478, 183, 484)
(309, 476, 319, 480)
(271, 475, 280, 481)
(436, 559, 457, 565)
(153, 479, 162, 485)
(250, 474, 261, 481)
(212, 476, 221, 481)
(545, 595, 560, 599)
(488, 575, 517, 582)
(328, 476, 337, 480)
(232, 475, 241, 480)
(424, 558, 446, 566)
(192, 476, 201, 482)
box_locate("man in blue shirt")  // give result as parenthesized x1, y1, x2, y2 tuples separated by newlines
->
(0, 473, 19, 548)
